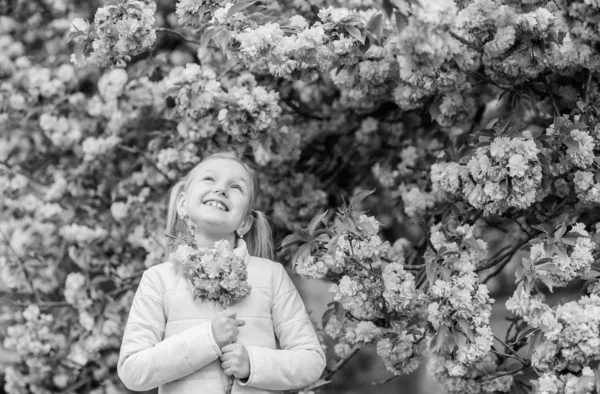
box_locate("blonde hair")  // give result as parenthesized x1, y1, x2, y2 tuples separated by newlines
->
(165, 146, 274, 260)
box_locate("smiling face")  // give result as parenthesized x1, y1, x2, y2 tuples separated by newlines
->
(178, 157, 254, 243)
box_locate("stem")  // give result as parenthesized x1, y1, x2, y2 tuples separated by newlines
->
(117, 145, 171, 181)
(156, 27, 202, 46)
(478, 237, 531, 273)
(57, 376, 94, 394)
(584, 70, 593, 103)
(322, 346, 361, 382)
(0, 228, 40, 304)
(480, 365, 530, 382)
(371, 375, 399, 386)
(217, 62, 240, 80)
(490, 349, 529, 365)
(494, 336, 530, 365)
(543, 77, 560, 116)
(419, 217, 437, 254)
(449, 31, 482, 52)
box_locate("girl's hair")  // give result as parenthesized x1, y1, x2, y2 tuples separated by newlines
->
(165, 146, 274, 260)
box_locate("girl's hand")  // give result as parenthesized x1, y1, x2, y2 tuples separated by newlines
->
(220, 343, 250, 379)
(211, 311, 245, 347)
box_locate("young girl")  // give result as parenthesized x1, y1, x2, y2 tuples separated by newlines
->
(117, 147, 326, 393)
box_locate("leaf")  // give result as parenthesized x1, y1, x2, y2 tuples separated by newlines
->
(280, 233, 305, 250)
(425, 261, 438, 285)
(393, 10, 409, 34)
(381, 0, 395, 18)
(564, 136, 580, 152)
(553, 223, 567, 239)
(293, 244, 311, 269)
(514, 326, 537, 345)
(531, 223, 553, 235)
(200, 27, 220, 47)
(321, 307, 335, 329)
(537, 274, 555, 292)
(456, 318, 474, 341)
(349, 189, 375, 207)
(454, 331, 468, 350)
(345, 26, 364, 43)
(431, 325, 448, 353)
(227, 0, 260, 18)
(315, 233, 331, 243)
(429, 95, 442, 122)
(367, 13, 384, 39)
(308, 210, 328, 235)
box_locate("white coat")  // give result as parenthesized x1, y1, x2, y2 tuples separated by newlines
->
(117, 240, 326, 394)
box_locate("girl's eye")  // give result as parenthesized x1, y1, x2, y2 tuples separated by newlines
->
(202, 176, 214, 181)
(231, 184, 242, 191)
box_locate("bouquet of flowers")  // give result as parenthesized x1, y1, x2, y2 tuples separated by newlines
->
(168, 239, 252, 306)
(166, 231, 251, 394)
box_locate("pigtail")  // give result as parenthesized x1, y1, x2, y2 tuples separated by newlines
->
(245, 210, 274, 261)
(165, 181, 186, 254)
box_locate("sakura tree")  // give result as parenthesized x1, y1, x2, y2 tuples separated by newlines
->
(2, 0, 600, 393)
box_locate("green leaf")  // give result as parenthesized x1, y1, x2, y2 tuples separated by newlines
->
(393, 10, 409, 33)
(321, 307, 335, 329)
(456, 318, 474, 341)
(227, 0, 260, 18)
(349, 189, 375, 207)
(531, 223, 553, 235)
(344, 26, 364, 43)
(553, 223, 567, 239)
(454, 331, 468, 350)
(308, 210, 328, 235)
(281, 233, 305, 250)
(381, 0, 395, 18)
(367, 13, 383, 39)
(431, 325, 448, 353)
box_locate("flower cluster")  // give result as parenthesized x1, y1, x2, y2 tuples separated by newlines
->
(70, 0, 157, 68)
(507, 290, 600, 374)
(170, 240, 251, 307)
(528, 223, 594, 288)
(424, 223, 500, 391)
(432, 134, 542, 214)
(534, 369, 595, 394)
(165, 65, 282, 140)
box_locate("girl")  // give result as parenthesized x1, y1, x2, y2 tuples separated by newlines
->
(117, 147, 326, 393)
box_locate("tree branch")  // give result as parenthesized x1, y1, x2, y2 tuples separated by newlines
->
(494, 336, 530, 365)
(156, 27, 202, 46)
(449, 31, 482, 52)
(371, 374, 399, 386)
(543, 76, 560, 116)
(419, 217, 437, 254)
(0, 228, 40, 304)
(322, 346, 361, 382)
(117, 144, 172, 182)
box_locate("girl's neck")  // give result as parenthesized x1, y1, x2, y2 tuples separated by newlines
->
(193, 230, 236, 250)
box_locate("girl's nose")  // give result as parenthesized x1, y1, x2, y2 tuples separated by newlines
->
(213, 184, 227, 196)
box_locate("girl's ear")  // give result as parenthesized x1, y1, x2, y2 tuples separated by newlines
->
(237, 214, 254, 237)
(176, 191, 186, 218)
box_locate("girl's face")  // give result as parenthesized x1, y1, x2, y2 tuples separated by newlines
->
(180, 157, 253, 239)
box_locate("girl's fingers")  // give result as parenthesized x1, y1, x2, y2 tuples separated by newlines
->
(221, 359, 232, 369)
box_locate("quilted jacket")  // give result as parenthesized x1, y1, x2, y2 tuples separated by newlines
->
(117, 240, 326, 394)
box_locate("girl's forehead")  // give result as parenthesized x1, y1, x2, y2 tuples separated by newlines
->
(192, 157, 252, 181)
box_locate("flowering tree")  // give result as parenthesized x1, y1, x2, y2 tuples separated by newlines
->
(2, 0, 600, 393)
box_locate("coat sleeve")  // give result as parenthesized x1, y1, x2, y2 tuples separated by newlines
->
(239, 262, 326, 390)
(117, 267, 222, 391)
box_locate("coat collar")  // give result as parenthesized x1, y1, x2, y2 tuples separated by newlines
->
(234, 239, 250, 264)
